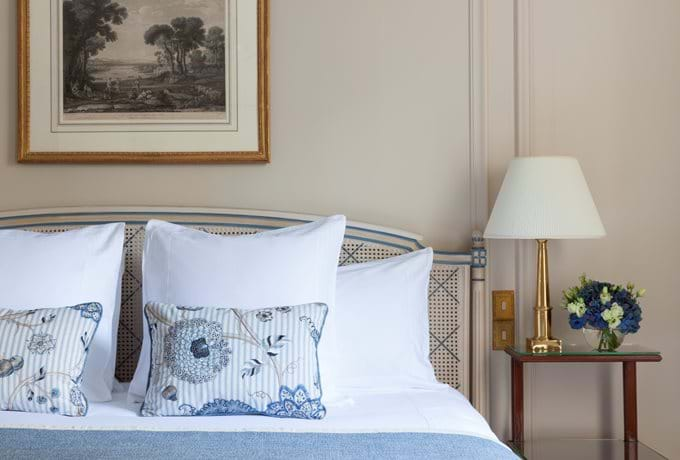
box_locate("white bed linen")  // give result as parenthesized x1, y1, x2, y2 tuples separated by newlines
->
(131, 217, 346, 403)
(334, 249, 436, 391)
(0, 385, 503, 447)
(0, 223, 126, 402)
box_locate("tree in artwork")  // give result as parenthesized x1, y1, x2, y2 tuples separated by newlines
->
(205, 26, 226, 70)
(63, 0, 128, 92)
(62, 0, 228, 117)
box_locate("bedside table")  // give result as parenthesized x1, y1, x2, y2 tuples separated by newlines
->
(504, 344, 665, 459)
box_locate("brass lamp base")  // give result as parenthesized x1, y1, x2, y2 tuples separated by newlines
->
(527, 239, 563, 353)
(527, 337, 562, 353)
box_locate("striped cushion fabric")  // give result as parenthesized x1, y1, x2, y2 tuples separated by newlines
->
(0, 303, 102, 416)
(141, 302, 328, 419)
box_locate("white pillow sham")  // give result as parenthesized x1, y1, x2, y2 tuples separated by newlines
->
(332, 248, 438, 391)
(0, 223, 126, 402)
(128, 216, 346, 401)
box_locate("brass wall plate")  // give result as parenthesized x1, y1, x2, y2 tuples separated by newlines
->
(493, 320, 515, 350)
(493, 290, 515, 320)
(492, 290, 515, 350)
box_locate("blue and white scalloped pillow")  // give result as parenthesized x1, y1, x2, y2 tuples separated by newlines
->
(141, 302, 328, 419)
(0, 303, 102, 416)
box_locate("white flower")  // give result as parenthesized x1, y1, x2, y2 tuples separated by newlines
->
(610, 302, 624, 318)
(567, 298, 586, 317)
(602, 302, 624, 330)
(636, 288, 646, 298)
(27, 332, 56, 355)
(600, 286, 612, 305)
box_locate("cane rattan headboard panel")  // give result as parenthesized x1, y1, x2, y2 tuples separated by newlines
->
(0, 207, 487, 402)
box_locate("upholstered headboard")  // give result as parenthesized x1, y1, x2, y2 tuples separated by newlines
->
(0, 207, 487, 411)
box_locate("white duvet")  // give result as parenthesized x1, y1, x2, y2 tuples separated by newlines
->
(0, 384, 503, 447)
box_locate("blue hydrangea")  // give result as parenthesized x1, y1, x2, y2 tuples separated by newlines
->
(563, 276, 643, 334)
(569, 314, 586, 329)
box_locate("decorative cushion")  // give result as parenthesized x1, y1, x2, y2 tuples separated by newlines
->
(141, 302, 328, 419)
(333, 248, 439, 391)
(130, 216, 346, 402)
(0, 223, 126, 402)
(0, 303, 102, 416)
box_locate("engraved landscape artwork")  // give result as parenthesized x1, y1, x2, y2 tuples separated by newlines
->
(61, 0, 228, 122)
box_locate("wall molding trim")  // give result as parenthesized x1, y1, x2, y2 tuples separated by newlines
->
(469, 0, 491, 419)
(514, 0, 536, 441)
(514, 0, 534, 158)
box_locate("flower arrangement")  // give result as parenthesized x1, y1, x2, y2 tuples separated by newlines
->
(562, 275, 644, 352)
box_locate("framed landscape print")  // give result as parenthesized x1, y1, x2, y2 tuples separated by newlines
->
(18, 0, 269, 163)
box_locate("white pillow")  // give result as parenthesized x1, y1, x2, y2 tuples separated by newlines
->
(332, 248, 438, 391)
(0, 223, 126, 402)
(128, 216, 346, 401)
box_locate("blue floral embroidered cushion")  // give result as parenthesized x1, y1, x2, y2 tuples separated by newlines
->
(142, 302, 328, 419)
(0, 303, 102, 416)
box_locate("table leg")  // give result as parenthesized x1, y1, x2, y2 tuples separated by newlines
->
(623, 361, 637, 442)
(511, 358, 524, 444)
(625, 440, 639, 460)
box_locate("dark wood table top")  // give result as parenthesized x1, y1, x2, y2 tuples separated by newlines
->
(505, 344, 662, 363)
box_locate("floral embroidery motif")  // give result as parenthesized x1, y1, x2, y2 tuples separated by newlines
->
(275, 306, 292, 314)
(265, 385, 326, 420)
(299, 316, 322, 345)
(71, 302, 103, 322)
(69, 387, 87, 416)
(0, 356, 24, 378)
(240, 335, 289, 378)
(255, 309, 273, 322)
(176, 306, 204, 312)
(27, 333, 57, 355)
(161, 385, 177, 401)
(183, 399, 259, 416)
(164, 318, 231, 384)
(176, 385, 323, 419)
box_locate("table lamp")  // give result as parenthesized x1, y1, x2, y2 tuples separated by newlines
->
(484, 157, 606, 353)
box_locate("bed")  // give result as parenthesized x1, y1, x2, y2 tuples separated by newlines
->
(0, 207, 513, 459)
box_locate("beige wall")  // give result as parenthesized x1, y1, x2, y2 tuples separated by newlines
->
(4, 0, 678, 456)
(0, 0, 472, 249)
(487, 1, 680, 457)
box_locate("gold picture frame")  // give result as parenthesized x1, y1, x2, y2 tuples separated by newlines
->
(17, 0, 270, 163)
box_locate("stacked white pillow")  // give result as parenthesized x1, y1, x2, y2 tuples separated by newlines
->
(0, 216, 439, 413)
(128, 216, 347, 402)
(331, 248, 439, 392)
(0, 224, 126, 402)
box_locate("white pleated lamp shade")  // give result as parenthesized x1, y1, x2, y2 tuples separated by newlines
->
(484, 156, 606, 239)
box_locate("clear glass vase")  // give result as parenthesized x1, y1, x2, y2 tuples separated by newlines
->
(583, 326, 625, 352)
